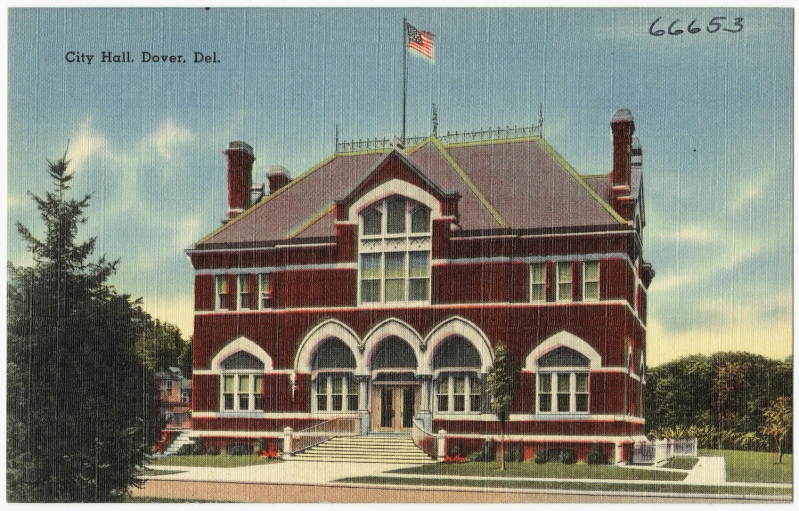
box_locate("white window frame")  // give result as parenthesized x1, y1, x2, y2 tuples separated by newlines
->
(220, 372, 264, 412)
(556, 262, 572, 302)
(530, 262, 546, 302)
(215, 274, 235, 311)
(313, 374, 358, 413)
(358, 196, 431, 305)
(237, 274, 252, 310)
(582, 261, 600, 301)
(435, 373, 482, 414)
(259, 273, 271, 309)
(536, 371, 589, 414)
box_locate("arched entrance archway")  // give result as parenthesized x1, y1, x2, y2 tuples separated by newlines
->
(368, 336, 419, 432)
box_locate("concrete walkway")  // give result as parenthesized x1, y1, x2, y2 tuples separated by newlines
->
(143, 456, 791, 494)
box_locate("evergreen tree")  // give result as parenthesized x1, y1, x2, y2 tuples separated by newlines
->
(7, 153, 161, 502)
(487, 342, 517, 471)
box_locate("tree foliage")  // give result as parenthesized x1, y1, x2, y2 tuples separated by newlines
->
(486, 342, 518, 470)
(645, 352, 792, 451)
(135, 320, 191, 376)
(762, 397, 792, 463)
(7, 153, 161, 502)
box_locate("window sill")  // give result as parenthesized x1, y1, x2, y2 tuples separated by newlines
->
(218, 411, 265, 417)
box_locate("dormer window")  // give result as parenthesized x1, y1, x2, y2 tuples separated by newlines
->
(358, 196, 431, 304)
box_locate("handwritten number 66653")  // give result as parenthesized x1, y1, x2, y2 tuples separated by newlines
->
(649, 17, 744, 36)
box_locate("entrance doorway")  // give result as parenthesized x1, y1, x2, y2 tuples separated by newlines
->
(371, 385, 416, 432)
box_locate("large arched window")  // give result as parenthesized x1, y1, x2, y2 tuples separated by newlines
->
(220, 351, 264, 412)
(312, 338, 358, 413)
(536, 347, 589, 414)
(433, 337, 483, 414)
(359, 196, 431, 304)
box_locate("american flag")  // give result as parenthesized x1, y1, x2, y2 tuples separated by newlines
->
(407, 23, 435, 60)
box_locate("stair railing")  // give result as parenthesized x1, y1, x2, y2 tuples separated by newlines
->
(411, 417, 438, 459)
(290, 416, 359, 454)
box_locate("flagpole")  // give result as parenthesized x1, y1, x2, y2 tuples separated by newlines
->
(402, 17, 408, 145)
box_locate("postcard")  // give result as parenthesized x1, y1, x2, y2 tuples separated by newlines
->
(6, 7, 792, 503)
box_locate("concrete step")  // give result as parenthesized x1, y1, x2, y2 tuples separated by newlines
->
(294, 435, 436, 464)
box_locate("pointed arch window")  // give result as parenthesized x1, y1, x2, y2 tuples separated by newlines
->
(219, 351, 264, 412)
(536, 347, 589, 414)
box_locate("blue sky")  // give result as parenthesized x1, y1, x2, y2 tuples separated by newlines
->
(7, 8, 792, 365)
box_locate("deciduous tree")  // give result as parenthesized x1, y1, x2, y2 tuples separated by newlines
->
(487, 342, 517, 471)
(762, 397, 792, 464)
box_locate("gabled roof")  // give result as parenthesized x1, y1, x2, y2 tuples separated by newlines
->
(194, 135, 624, 248)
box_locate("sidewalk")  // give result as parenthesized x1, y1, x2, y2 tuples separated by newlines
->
(143, 456, 791, 493)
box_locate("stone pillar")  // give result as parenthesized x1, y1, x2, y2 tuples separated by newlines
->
(437, 429, 447, 461)
(357, 375, 370, 435)
(282, 427, 293, 460)
(418, 374, 433, 432)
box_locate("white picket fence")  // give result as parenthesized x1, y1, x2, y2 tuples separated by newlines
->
(632, 438, 698, 465)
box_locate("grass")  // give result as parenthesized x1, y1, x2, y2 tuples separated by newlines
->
(390, 461, 687, 481)
(147, 454, 282, 468)
(126, 495, 232, 503)
(336, 476, 791, 496)
(699, 449, 792, 484)
(136, 468, 186, 476)
(662, 457, 699, 470)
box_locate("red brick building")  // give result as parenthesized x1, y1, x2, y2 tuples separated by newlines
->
(187, 109, 654, 462)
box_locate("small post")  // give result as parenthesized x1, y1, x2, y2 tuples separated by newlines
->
(437, 429, 447, 461)
(282, 427, 294, 460)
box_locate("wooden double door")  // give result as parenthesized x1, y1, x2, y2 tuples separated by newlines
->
(371, 385, 417, 432)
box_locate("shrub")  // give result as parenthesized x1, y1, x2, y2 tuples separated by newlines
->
(225, 443, 253, 456)
(534, 449, 548, 464)
(467, 440, 496, 462)
(447, 443, 461, 457)
(191, 438, 206, 456)
(587, 443, 607, 465)
(205, 445, 220, 456)
(503, 442, 522, 463)
(560, 449, 577, 464)
(176, 443, 194, 456)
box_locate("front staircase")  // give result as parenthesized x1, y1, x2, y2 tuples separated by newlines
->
(292, 435, 436, 464)
(162, 430, 196, 456)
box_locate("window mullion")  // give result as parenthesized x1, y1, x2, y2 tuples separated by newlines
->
(326, 375, 332, 412)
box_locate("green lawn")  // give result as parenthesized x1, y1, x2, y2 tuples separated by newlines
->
(336, 476, 791, 496)
(147, 455, 282, 468)
(699, 449, 792, 484)
(390, 462, 686, 481)
(126, 495, 231, 503)
(662, 457, 699, 470)
(136, 468, 186, 476)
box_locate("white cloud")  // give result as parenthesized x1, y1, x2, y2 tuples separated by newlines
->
(728, 173, 769, 212)
(648, 240, 768, 293)
(657, 225, 710, 244)
(68, 120, 110, 174)
(150, 118, 193, 160)
(646, 315, 792, 367)
(175, 214, 203, 251)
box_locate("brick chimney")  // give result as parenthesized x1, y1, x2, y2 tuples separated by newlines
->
(610, 109, 635, 221)
(223, 141, 255, 223)
(267, 165, 292, 195)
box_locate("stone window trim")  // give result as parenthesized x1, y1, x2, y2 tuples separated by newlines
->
(434, 372, 483, 414)
(312, 372, 359, 414)
(358, 195, 432, 305)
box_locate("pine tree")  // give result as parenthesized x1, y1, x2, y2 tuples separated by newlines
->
(7, 152, 161, 502)
(487, 342, 518, 471)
